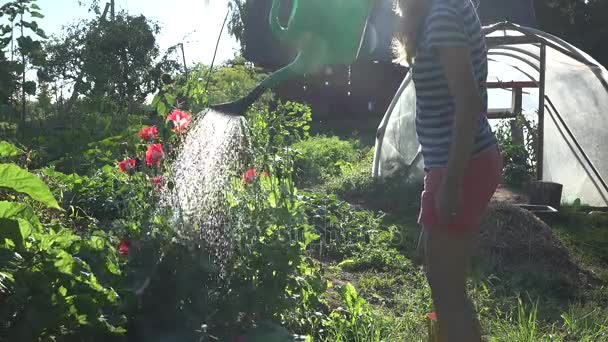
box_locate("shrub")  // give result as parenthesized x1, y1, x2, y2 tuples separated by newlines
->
(0, 141, 126, 340)
(291, 135, 363, 187)
(107, 101, 328, 340)
(494, 115, 537, 189)
(323, 148, 422, 214)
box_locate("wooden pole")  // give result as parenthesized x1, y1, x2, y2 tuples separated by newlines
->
(20, 12, 26, 136)
(511, 87, 524, 146)
(537, 44, 546, 180)
(102, 3, 110, 20)
(179, 43, 189, 79)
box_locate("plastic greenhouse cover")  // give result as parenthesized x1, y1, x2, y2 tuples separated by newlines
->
(374, 23, 608, 207)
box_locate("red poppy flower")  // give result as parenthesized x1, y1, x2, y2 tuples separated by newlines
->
(427, 311, 437, 321)
(146, 144, 164, 167)
(118, 238, 130, 256)
(242, 168, 258, 184)
(166, 110, 192, 134)
(118, 159, 137, 173)
(139, 126, 159, 142)
(262, 171, 270, 178)
(150, 176, 164, 190)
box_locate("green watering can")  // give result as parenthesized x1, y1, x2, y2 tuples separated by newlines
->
(211, 0, 375, 115)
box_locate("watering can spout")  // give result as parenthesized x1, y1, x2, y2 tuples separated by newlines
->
(210, 51, 306, 116)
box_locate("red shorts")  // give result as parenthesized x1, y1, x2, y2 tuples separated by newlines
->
(418, 145, 503, 233)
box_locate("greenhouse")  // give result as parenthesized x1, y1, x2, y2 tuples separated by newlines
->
(373, 22, 608, 207)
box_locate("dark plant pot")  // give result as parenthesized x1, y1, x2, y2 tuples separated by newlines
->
(528, 181, 563, 210)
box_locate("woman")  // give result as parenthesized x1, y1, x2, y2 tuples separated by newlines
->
(393, 0, 502, 340)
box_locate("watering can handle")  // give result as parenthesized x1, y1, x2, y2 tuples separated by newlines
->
(269, 0, 298, 41)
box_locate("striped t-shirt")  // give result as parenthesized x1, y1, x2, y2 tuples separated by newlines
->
(412, 0, 496, 169)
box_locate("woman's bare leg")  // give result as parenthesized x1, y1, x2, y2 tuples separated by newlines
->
(424, 227, 482, 342)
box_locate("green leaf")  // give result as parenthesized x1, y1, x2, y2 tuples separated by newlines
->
(0, 218, 25, 248)
(303, 230, 319, 246)
(151, 94, 160, 107)
(0, 164, 61, 209)
(35, 28, 46, 39)
(30, 4, 41, 10)
(16, 35, 34, 51)
(0, 141, 23, 158)
(38, 228, 79, 251)
(30, 11, 44, 19)
(0, 37, 12, 48)
(54, 250, 75, 274)
(105, 260, 121, 275)
(156, 101, 167, 116)
(0, 201, 42, 232)
(89, 236, 105, 250)
(23, 81, 36, 95)
(163, 92, 176, 105)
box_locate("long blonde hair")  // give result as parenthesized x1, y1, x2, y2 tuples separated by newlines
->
(392, 0, 431, 66)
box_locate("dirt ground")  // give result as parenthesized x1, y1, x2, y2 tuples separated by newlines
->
(491, 184, 528, 204)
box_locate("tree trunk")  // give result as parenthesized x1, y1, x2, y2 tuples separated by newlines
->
(66, 73, 84, 113)
(21, 55, 26, 125)
(20, 14, 26, 133)
(528, 181, 563, 210)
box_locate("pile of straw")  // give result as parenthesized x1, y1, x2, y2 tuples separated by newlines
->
(476, 203, 599, 287)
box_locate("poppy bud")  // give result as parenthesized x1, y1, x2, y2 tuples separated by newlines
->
(161, 73, 174, 85)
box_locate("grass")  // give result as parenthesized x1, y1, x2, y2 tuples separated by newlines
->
(300, 135, 608, 341)
(551, 210, 608, 282)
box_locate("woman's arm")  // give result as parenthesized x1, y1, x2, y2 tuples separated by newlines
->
(435, 45, 483, 220)
(439, 45, 482, 184)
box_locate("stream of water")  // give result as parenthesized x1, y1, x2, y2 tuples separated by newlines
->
(159, 109, 250, 272)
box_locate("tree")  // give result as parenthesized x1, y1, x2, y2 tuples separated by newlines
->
(227, 0, 247, 52)
(45, 12, 174, 114)
(0, 0, 47, 124)
(535, 0, 608, 67)
(0, 50, 20, 106)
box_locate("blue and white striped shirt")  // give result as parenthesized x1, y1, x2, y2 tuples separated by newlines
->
(412, 0, 496, 169)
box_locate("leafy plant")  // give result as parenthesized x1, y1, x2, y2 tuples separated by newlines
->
(323, 148, 422, 213)
(303, 192, 385, 259)
(248, 100, 312, 156)
(291, 135, 363, 187)
(0, 163, 59, 209)
(0, 141, 22, 157)
(0, 141, 126, 340)
(321, 283, 407, 341)
(215, 101, 325, 335)
(494, 114, 538, 188)
(151, 58, 268, 116)
(224, 162, 326, 333)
